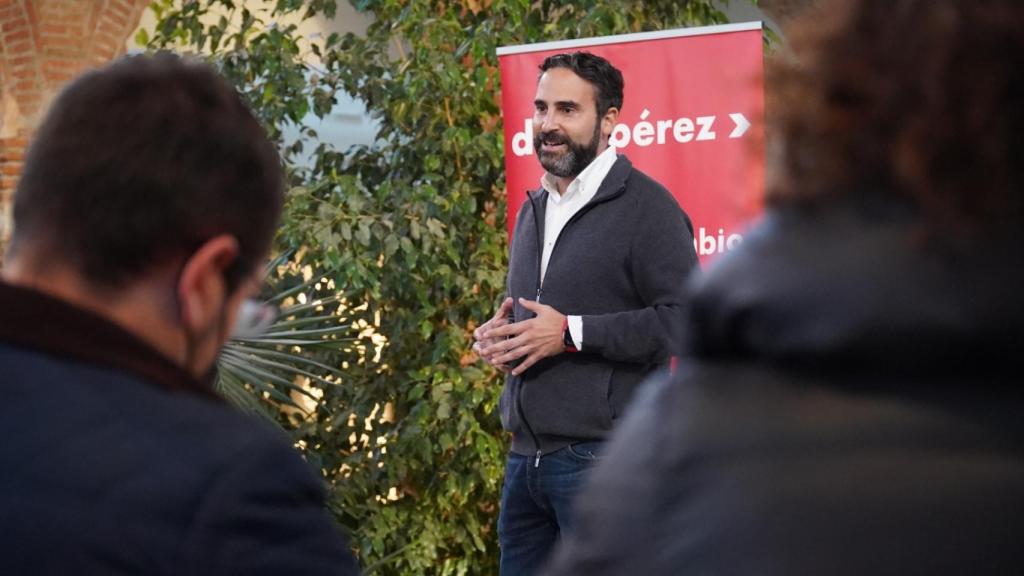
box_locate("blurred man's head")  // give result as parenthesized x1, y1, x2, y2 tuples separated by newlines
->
(768, 0, 1024, 236)
(533, 52, 623, 181)
(3, 53, 283, 377)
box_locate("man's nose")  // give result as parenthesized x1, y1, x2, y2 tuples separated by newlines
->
(539, 112, 557, 133)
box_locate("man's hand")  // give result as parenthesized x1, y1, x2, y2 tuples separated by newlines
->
(473, 297, 515, 372)
(480, 298, 567, 376)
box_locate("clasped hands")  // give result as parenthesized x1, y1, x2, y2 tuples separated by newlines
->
(473, 297, 567, 376)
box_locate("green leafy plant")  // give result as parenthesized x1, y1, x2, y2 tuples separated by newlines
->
(142, 1, 755, 572)
(217, 258, 355, 423)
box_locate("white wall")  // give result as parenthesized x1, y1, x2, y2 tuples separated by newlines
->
(130, 1, 378, 161)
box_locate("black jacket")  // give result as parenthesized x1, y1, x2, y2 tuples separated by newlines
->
(0, 281, 360, 575)
(500, 155, 698, 456)
(544, 197, 1024, 575)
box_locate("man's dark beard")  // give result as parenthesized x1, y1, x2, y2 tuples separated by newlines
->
(534, 121, 602, 179)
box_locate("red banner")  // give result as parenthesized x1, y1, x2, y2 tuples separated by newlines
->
(497, 23, 764, 262)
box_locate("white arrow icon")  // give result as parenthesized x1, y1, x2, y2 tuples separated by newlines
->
(729, 113, 751, 138)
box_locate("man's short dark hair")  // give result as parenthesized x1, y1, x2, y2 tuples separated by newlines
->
(539, 52, 624, 117)
(10, 53, 283, 290)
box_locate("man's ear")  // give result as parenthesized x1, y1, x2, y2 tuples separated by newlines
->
(601, 106, 620, 139)
(177, 234, 239, 332)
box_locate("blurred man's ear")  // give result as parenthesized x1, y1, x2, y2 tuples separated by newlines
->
(176, 234, 239, 333)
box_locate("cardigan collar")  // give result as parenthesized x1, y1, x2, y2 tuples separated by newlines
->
(529, 154, 633, 206)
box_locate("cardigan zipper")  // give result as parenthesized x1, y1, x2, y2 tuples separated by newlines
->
(515, 184, 623, 468)
(516, 192, 545, 468)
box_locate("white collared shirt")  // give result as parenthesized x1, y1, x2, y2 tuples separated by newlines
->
(538, 145, 619, 349)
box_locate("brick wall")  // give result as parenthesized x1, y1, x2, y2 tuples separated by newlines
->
(0, 0, 151, 244)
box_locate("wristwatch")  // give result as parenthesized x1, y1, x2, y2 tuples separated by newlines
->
(562, 318, 578, 353)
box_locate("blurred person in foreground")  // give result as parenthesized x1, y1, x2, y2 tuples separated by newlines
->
(0, 54, 359, 575)
(544, 0, 1024, 574)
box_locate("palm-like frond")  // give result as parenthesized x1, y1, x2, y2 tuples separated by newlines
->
(215, 262, 355, 424)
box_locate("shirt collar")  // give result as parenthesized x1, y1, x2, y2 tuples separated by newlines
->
(0, 280, 220, 401)
(540, 145, 618, 204)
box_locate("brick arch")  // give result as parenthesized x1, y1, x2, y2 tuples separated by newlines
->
(0, 0, 44, 134)
(0, 0, 152, 241)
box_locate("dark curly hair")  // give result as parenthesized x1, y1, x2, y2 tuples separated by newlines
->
(540, 51, 624, 117)
(767, 0, 1024, 233)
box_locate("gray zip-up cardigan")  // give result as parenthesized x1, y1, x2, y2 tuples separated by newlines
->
(500, 154, 699, 458)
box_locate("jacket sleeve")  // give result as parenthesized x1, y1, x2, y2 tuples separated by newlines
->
(183, 439, 361, 576)
(580, 189, 698, 364)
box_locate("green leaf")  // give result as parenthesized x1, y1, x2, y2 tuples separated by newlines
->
(148, 0, 759, 572)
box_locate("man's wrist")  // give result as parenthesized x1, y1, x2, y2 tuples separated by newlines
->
(562, 317, 578, 352)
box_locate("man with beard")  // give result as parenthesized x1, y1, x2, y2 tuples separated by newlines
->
(473, 51, 698, 575)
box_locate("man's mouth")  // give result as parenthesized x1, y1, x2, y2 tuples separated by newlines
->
(540, 135, 567, 152)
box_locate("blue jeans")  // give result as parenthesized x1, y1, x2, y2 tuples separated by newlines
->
(497, 441, 604, 576)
